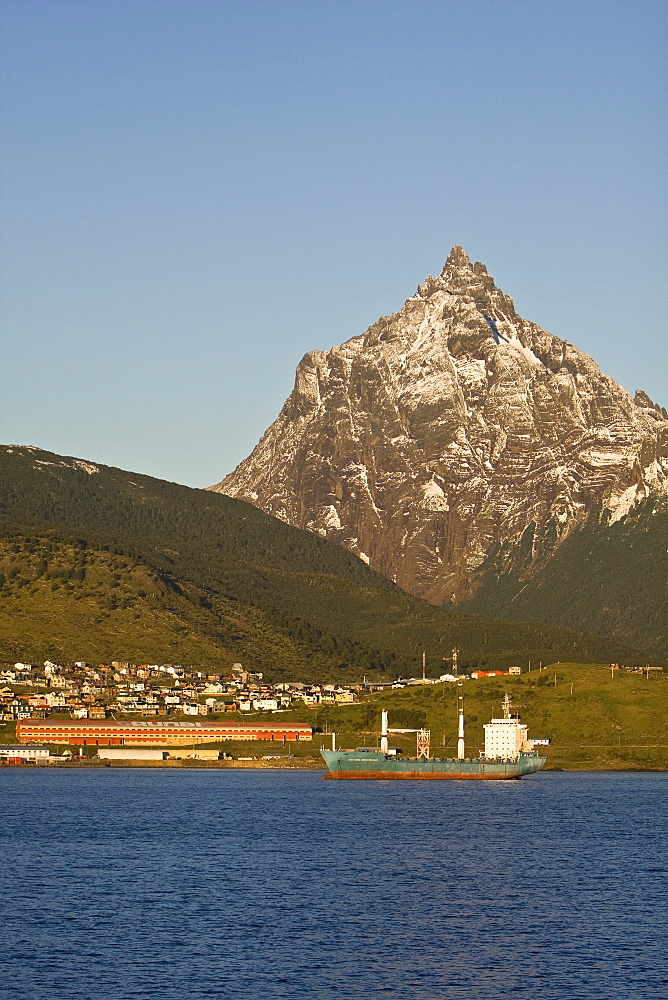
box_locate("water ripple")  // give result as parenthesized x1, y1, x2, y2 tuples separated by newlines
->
(0, 770, 666, 999)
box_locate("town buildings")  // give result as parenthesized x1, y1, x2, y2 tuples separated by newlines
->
(1, 660, 361, 724)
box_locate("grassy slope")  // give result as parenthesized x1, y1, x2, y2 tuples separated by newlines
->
(300, 662, 668, 771)
(0, 535, 344, 677)
(0, 445, 656, 678)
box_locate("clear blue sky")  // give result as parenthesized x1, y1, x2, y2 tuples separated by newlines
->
(1, 0, 666, 487)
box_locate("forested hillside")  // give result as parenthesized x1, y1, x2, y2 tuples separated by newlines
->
(0, 446, 655, 679)
(460, 500, 668, 659)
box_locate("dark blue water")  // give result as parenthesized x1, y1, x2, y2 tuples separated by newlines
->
(0, 770, 666, 1000)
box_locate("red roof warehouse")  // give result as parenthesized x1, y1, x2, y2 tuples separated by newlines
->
(17, 719, 312, 746)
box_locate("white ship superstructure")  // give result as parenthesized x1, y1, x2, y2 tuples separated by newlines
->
(483, 694, 547, 761)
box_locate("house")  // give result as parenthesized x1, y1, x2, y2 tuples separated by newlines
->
(335, 690, 357, 704)
(202, 682, 224, 695)
(205, 698, 227, 712)
(6, 699, 32, 719)
(27, 695, 50, 709)
(45, 692, 67, 707)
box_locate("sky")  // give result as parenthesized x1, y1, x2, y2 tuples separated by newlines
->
(1, 0, 666, 488)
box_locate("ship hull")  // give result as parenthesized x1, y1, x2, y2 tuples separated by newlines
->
(321, 750, 546, 780)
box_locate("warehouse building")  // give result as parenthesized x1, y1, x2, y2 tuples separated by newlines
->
(0, 745, 50, 761)
(16, 719, 312, 746)
(97, 747, 223, 761)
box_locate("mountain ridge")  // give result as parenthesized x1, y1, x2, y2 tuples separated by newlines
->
(210, 247, 667, 647)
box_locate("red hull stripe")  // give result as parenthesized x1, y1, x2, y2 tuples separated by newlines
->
(322, 770, 522, 780)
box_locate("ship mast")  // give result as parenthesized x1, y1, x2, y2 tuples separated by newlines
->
(456, 683, 465, 760)
(380, 709, 389, 753)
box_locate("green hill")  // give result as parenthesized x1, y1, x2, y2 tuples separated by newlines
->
(307, 662, 668, 771)
(0, 445, 657, 679)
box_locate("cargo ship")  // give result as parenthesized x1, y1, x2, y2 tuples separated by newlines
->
(321, 693, 548, 780)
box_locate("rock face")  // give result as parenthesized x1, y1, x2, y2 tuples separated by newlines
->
(210, 248, 668, 604)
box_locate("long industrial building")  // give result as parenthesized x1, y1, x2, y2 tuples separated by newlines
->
(16, 718, 313, 746)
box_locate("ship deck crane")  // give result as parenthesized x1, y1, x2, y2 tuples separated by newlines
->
(381, 710, 431, 759)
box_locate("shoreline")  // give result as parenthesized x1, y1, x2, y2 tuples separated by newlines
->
(2, 759, 667, 773)
(1, 758, 326, 770)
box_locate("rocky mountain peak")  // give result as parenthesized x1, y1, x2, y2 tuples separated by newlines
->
(211, 250, 668, 606)
(443, 244, 472, 270)
(406, 245, 514, 323)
